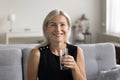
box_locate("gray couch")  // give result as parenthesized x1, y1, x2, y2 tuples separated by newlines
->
(77, 43, 120, 80)
(0, 43, 120, 80)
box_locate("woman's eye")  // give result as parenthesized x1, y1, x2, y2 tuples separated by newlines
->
(61, 24, 65, 27)
(50, 24, 57, 26)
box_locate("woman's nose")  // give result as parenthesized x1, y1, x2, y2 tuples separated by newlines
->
(56, 25, 61, 31)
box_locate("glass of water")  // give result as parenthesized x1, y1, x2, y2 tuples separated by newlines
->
(59, 48, 69, 70)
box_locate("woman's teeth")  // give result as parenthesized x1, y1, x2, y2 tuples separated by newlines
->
(53, 33, 63, 36)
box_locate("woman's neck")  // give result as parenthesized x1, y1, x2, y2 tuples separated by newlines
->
(49, 42, 67, 55)
(50, 41, 66, 49)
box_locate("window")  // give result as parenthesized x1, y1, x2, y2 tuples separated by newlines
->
(107, 0, 120, 34)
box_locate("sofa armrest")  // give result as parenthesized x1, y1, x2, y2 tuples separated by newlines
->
(97, 65, 120, 80)
(0, 48, 23, 80)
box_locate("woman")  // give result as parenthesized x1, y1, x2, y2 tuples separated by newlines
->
(27, 9, 86, 80)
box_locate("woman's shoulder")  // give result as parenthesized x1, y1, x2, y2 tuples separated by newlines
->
(29, 48, 40, 58)
(31, 48, 40, 53)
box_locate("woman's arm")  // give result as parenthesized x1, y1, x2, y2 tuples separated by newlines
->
(72, 47, 87, 80)
(27, 48, 40, 80)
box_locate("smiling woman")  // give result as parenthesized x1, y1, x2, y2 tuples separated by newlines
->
(46, 15, 70, 43)
(27, 9, 87, 80)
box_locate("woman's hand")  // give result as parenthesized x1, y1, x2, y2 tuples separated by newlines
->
(61, 55, 78, 70)
(61, 48, 87, 80)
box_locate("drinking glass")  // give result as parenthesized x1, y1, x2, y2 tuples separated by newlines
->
(59, 48, 69, 70)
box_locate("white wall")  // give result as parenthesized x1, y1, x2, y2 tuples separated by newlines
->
(0, 0, 102, 44)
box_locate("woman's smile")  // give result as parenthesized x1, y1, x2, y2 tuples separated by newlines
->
(53, 32, 64, 38)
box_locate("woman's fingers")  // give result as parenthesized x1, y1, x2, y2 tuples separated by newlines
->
(61, 55, 77, 69)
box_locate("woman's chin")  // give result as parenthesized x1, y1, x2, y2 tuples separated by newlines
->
(55, 39, 62, 42)
(50, 36, 65, 43)
(54, 39, 64, 43)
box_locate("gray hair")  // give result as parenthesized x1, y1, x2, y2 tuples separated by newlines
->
(41, 9, 71, 46)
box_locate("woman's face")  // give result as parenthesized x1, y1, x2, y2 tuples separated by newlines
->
(45, 15, 70, 43)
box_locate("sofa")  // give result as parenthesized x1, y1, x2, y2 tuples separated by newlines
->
(77, 43, 120, 80)
(0, 43, 120, 80)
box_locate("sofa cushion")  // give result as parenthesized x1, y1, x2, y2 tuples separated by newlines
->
(95, 43, 116, 71)
(76, 43, 116, 80)
(0, 48, 22, 80)
(22, 48, 33, 80)
(78, 44, 99, 80)
(98, 67, 120, 80)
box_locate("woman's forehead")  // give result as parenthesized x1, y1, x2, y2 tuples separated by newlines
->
(49, 15, 68, 23)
